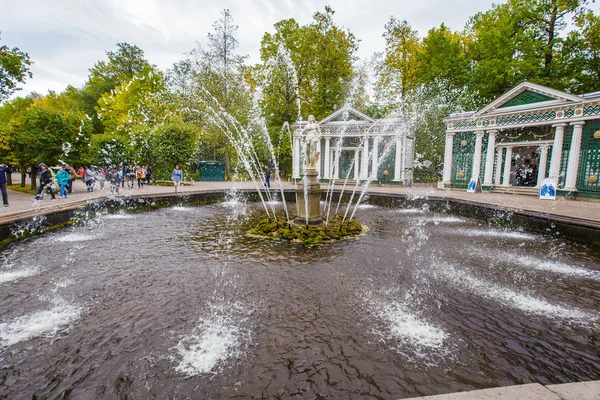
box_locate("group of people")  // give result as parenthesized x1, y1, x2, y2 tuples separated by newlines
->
(515, 164, 538, 186)
(0, 162, 186, 206)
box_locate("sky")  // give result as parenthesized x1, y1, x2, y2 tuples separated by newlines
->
(1, 0, 504, 98)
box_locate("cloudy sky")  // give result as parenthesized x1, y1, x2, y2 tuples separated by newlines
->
(2, 0, 503, 97)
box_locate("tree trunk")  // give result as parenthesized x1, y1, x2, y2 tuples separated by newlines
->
(544, 7, 558, 77)
(21, 170, 26, 187)
(30, 167, 37, 191)
(7, 171, 12, 185)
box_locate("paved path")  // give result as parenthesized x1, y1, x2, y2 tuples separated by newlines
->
(1, 174, 599, 226)
(400, 380, 600, 399)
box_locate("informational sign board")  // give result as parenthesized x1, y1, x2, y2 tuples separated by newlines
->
(539, 178, 557, 200)
(467, 176, 481, 193)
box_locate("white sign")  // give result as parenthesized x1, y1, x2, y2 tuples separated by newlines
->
(539, 178, 557, 200)
(467, 176, 481, 193)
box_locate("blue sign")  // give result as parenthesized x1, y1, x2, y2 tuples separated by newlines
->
(539, 178, 556, 200)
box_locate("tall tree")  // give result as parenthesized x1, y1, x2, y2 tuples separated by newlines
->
(0, 34, 33, 103)
(189, 9, 252, 179)
(82, 43, 152, 133)
(378, 18, 420, 99)
(562, 10, 600, 93)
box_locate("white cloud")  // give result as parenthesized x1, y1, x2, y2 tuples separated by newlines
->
(1, 0, 503, 97)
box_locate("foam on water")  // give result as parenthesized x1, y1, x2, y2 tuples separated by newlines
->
(55, 233, 98, 242)
(377, 302, 448, 348)
(174, 307, 249, 376)
(356, 204, 377, 209)
(438, 264, 597, 323)
(0, 298, 81, 347)
(104, 213, 133, 220)
(453, 228, 535, 241)
(171, 206, 194, 212)
(0, 266, 41, 284)
(498, 253, 599, 279)
(420, 216, 465, 224)
(396, 208, 424, 214)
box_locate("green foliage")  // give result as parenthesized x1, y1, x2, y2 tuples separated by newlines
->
(7, 93, 93, 168)
(249, 214, 363, 245)
(0, 38, 33, 102)
(150, 122, 199, 179)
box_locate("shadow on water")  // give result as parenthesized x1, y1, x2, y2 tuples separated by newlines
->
(0, 201, 599, 399)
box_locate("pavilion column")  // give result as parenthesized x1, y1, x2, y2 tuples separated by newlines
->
(442, 132, 455, 184)
(354, 150, 359, 180)
(334, 145, 340, 179)
(471, 131, 485, 178)
(483, 130, 498, 185)
(502, 146, 513, 186)
(293, 135, 300, 179)
(564, 122, 586, 191)
(393, 136, 404, 182)
(371, 137, 379, 179)
(548, 123, 566, 181)
(494, 147, 503, 185)
(324, 137, 331, 179)
(360, 138, 369, 180)
(316, 138, 322, 179)
(536, 144, 550, 187)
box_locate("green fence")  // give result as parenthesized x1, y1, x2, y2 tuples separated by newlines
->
(198, 161, 225, 181)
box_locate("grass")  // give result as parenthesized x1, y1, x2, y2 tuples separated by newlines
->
(7, 184, 37, 195)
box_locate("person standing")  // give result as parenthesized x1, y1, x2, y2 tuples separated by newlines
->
(77, 166, 85, 181)
(172, 165, 183, 193)
(34, 164, 56, 201)
(55, 167, 70, 199)
(263, 163, 272, 188)
(136, 166, 145, 189)
(0, 163, 12, 207)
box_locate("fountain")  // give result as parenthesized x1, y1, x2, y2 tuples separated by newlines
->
(293, 115, 323, 227)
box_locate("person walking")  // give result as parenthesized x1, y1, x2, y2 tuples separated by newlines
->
(172, 165, 183, 193)
(108, 166, 122, 195)
(34, 164, 56, 201)
(55, 167, 70, 199)
(65, 164, 77, 194)
(84, 166, 95, 192)
(97, 168, 106, 191)
(0, 163, 12, 207)
(263, 163, 272, 188)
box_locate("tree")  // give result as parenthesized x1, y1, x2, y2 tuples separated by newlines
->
(150, 122, 199, 178)
(378, 18, 420, 100)
(189, 9, 252, 180)
(82, 43, 152, 133)
(562, 10, 600, 93)
(0, 34, 33, 102)
(7, 93, 92, 188)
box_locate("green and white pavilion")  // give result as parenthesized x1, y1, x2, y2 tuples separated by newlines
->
(441, 81, 600, 199)
(292, 106, 415, 184)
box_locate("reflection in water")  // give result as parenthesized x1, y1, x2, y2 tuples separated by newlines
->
(0, 203, 598, 399)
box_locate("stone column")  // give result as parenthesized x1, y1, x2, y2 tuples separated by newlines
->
(354, 150, 359, 180)
(293, 135, 300, 179)
(564, 122, 586, 191)
(442, 132, 455, 184)
(360, 138, 369, 180)
(536, 144, 549, 187)
(502, 146, 513, 186)
(494, 147, 503, 185)
(549, 123, 566, 180)
(334, 148, 340, 179)
(316, 138, 322, 179)
(371, 137, 379, 179)
(471, 131, 485, 178)
(483, 130, 498, 185)
(393, 136, 403, 182)
(324, 137, 331, 179)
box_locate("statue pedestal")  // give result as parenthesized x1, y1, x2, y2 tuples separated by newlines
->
(294, 168, 322, 226)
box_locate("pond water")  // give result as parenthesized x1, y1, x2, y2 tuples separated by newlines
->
(0, 201, 599, 399)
